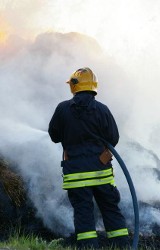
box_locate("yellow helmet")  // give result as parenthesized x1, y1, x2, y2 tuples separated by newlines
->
(66, 67, 98, 95)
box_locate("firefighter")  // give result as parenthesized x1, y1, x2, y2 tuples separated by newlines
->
(48, 67, 129, 249)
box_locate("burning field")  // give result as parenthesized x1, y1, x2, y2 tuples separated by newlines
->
(0, 154, 160, 249)
(0, 31, 160, 249)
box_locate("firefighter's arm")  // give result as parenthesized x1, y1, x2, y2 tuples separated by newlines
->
(104, 108, 119, 147)
(48, 105, 62, 143)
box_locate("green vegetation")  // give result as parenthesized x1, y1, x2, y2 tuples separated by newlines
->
(0, 235, 71, 250)
(0, 233, 159, 250)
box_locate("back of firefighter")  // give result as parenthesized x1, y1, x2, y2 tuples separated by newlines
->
(48, 68, 129, 249)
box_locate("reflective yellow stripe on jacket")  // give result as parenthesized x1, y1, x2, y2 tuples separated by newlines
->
(77, 231, 97, 240)
(63, 168, 115, 189)
(107, 228, 129, 238)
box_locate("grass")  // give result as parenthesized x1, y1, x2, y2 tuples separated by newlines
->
(0, 234, 70, 250)
(0, 234, 126, 250)
(0, 233, 159, 250)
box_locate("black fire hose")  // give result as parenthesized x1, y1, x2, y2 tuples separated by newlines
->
(107, 142, 139, 250)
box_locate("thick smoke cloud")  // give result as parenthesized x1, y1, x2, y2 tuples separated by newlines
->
(0, 31, 160, 236)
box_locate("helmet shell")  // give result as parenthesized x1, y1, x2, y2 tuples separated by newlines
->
(66, 67, 98, 95)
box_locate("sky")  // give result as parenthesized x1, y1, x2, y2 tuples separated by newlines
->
(1, 0, 160, 102)
(1, 0, 160, 61)
(0, 0, 160, 235)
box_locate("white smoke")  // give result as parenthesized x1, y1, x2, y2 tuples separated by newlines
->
(0, 31, 160, 236)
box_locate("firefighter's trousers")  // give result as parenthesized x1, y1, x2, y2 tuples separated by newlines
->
(68, 184, 129, 249)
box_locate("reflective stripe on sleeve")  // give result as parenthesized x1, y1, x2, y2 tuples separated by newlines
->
(63, 176, 115, 189)
(77, 231, 97, 240)
(107, 228, 129, 238)
(63, 168, 112, 182)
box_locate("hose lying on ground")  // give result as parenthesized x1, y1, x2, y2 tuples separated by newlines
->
(107, 142, 139, 250)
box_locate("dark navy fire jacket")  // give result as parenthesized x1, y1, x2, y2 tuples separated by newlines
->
(48, 92, 119, 163)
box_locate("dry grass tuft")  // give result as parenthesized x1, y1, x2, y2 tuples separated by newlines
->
(0, 157, 25, 207)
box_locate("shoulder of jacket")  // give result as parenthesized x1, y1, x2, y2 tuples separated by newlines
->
(95, 100, 109, 111)
(57, 100, 71, 109)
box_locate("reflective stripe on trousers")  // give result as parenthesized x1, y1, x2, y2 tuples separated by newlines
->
(107, 228, 129, 238)
(63, 167, 115, 189)
(63, 168, 113, 182)
(77, 231, 98, 241)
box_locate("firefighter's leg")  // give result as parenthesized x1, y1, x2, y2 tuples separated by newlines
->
(93, 184, 129, 249)
(68, 187, 99, 249)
